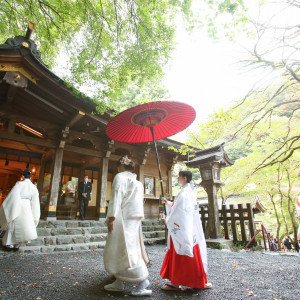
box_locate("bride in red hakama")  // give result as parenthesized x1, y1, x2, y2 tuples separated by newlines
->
(160, 170, 210, 290)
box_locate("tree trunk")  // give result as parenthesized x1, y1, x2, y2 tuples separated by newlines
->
(269, 192, 281, 238)
(285, 167, 298, 245)
(277, 167, 289, 239)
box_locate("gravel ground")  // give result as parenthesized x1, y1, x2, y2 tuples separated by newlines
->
(0, 245, 299, 300)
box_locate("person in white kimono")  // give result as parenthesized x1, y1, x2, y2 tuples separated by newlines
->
(103, 155, 152, 296)
(160, 170, 211, 290)
(0, 168, 40, 251)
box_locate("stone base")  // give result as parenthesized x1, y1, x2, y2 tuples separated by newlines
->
(206, 238, 234, 250)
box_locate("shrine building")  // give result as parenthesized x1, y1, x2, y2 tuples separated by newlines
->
(0, 25, 186, 220)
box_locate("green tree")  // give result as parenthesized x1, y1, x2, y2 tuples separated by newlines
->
(183, 82, 299, 240)
(114, 78, 170, 112)
(0, 0, 188, 111)
(0, 0, 249, 112)
(231, 0, 300, 169)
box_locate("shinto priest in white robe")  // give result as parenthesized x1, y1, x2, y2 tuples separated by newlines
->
(164, 183, 207, 274)
(103, 171, 149, 282)
(0, 179, 40, 246)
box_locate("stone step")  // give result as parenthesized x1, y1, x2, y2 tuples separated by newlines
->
(37, 219, 164, 229)
(144, 237, 166, 245)
(37, 226, 108, 236)
(37, 220, 107, 229)
(143, 230, 166, 239)
(19, 235, 166, 254)
(1, 219, 166, 254)
(37, 225, 164, 236)
(32, 230, 165, 245)
(20, 237, 166, 254)
(18, 230, 165, 252)
(142, 225, 165, 232)
(31, 233, 107, 246)
(19, 241, 106, 254)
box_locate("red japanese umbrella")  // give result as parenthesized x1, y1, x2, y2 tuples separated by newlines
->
(106, 101, 196, 213)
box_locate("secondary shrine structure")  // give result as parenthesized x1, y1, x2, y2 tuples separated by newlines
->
(186, 143, 234, 240)
(0, 24, 185, 220)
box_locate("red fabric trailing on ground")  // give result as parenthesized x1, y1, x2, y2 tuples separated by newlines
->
(160, 238, 207, 289)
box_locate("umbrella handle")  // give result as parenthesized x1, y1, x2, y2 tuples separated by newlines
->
(150, 127, 167, 215)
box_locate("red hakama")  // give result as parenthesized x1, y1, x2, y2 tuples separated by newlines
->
(160, 238, 207, 289)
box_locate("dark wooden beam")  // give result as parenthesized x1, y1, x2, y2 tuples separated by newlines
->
(81, 157, 102, 169)
(42, 149, 55, 161)
(34, 84, 108, 125)
(65, 111, 85, 128)
(85, 111, 108, 126)
(24, 88, 64, 114)
(0, 110, 58, 132)
(6, 85, 17, 104)
(64, 144, 102, 157)
(0, 131, 57, 148)
(7, 118, 16, 133)
(67, 130, 104, 150)
(0, 169, 22, 176)
(114, 141, 146, 156)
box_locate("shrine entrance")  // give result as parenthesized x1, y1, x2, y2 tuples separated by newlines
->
(0, 145, 42, 207)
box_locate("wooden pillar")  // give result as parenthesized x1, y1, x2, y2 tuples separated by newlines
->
(230, 204, 237, 242)
(137, 146, 150, 184)
(165, 156, 177, 198)
(99, 157, 108, 219)
(221, 204, 229, 239)
(238, 204, 247, 243)
(167, 169, 172, 197)
(199, 206, 207, 232)
(95, 161, 102, 220)
(37, 157, 46, 197)
(247, 203, 256, 243)
(137, 164, 144, 183)
(202, 182, 222, 239)
(46, 148, 64, 219)
(37, 158, 47, 220)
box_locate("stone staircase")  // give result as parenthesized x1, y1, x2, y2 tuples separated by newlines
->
(1, 219, 166, 254)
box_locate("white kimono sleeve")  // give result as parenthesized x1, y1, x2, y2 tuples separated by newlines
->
(166, 189, 194, 257)
(0, 183, 22, 228)
(106, 174, 125, 222)
(31, 187, 40, 226)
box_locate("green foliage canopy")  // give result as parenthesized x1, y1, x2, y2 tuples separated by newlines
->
(0, 0, 189, 110)
(0, 0, 248, 112)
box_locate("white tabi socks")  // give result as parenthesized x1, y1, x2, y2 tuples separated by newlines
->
(104, 279, 124, 292)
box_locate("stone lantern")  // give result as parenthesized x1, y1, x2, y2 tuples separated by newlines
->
(186, 143, 234, 246)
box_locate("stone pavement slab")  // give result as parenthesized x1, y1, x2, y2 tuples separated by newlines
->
(0, 245, 299, 299)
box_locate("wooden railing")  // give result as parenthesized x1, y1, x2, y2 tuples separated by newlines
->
(199, 203, 257, 245)
(245, 223, 271, 250)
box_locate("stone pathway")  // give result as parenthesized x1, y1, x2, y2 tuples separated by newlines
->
(0, 245, 299, 299)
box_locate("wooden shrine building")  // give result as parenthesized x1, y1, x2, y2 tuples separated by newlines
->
(0, 25, 185, 220)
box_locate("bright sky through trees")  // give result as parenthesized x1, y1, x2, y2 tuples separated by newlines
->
(162, 23, 253, 141)
(163, 27, 251, 122)
(164, 0, 299, 140)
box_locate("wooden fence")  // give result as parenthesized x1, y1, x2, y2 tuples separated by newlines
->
(199, 203, 257, 244)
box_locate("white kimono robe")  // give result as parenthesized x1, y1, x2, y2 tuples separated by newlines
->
(103, 171, 149, 282)
(0, 179, 40, 246)
(165, 183, 207, 273)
